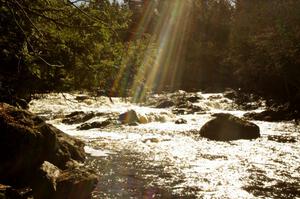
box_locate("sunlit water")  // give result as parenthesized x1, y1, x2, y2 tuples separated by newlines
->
(29, 92, 300, 198)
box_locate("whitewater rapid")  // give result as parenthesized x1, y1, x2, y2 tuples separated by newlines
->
(29, 91, 300, 198)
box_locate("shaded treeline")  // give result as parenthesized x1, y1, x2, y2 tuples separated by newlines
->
(1, 0, 300, 109)
(182, 0, 300, 108)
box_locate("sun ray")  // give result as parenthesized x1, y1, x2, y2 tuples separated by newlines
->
(112, 0, 192, 102)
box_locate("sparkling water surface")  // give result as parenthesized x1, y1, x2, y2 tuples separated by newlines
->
(29, 92, 300, 198)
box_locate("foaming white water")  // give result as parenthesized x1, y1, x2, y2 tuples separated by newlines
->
(29, 92, 300, 198)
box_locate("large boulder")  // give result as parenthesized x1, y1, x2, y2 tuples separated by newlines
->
(0, 103, 85, 182)
(0, 103, 97, 198)
(0, 103, 57, 184)
(200, 113, 260, 141)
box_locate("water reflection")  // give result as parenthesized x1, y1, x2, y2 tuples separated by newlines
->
(87, 151, 189, 198)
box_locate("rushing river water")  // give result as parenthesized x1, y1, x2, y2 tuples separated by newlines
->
(29, 91, 300, 199)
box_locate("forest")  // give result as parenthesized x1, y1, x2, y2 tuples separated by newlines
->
(1, 0, 300, 110)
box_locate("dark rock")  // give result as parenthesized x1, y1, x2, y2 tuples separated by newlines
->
(77, 119, 112, 130)
(208, 94, 223, 100)
(267, 135, 296, 143)
(31, 161, 98, 199)
(1, 185, 33, 199)
(53, 167, 98, 199)
(175, 118, 187, 124)
(16, 99, 29, 110)
(172, 102, 205, 115)
(48, 127, 86, 169)
(31, 161, 61, 199)
(172, 108, 186, 115)
(243, 108, 294, 122)
(239, 103, 260, 111)
(142, 138, 159, 143)
(223, 89, 237, 99)
(211, 113, 232, 118)
(186, 94, 203, 103)
(0, 103, 97, 199)
(0, 103, 86, 182)
(118, 110, 139, 124)
(156, 100, 175, 108)
(0, 103, 57, 184)
(75, 95, 90, 101)
(176, 101, 191, 109)
(62, 111, 95, 124)
(187, 105, 205, 114)
(65, 111, 85, 118)
(200, 113, 260, 141)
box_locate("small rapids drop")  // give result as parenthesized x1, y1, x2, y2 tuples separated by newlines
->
(29, 91, 300, 198)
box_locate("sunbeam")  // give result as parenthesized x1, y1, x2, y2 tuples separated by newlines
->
(112, 0, 192, 102)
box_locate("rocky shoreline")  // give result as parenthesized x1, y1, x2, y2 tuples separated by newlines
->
(0, 103, 98, 199)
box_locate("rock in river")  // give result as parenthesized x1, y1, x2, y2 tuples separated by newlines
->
(62, 111, 95, 124)
(175, 118, 187, 124)
(200, 113, 260, 141)
(118, 110, 140, 124)
(77, 119, 113, 130)
(156, 99, 175, 108)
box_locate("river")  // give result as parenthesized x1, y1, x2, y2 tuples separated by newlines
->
(28, 91, 300, 198)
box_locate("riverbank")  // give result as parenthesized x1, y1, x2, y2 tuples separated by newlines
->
(0, 103, 98, 199)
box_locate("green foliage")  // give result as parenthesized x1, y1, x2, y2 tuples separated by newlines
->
(0, 0, 143, 94)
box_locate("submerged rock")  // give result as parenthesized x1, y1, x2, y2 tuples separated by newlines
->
(62, 111, 95, 124)
(75, 95, 90, 101)
(156, 100, 175, 108)
(186, 95, 202, 103)
(172, 103, 206, 115)
(175, 118, 187, 124)
(77, 119, 113, 130)
(200, 113, 260, 141)
(267, 135, 297, 143)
